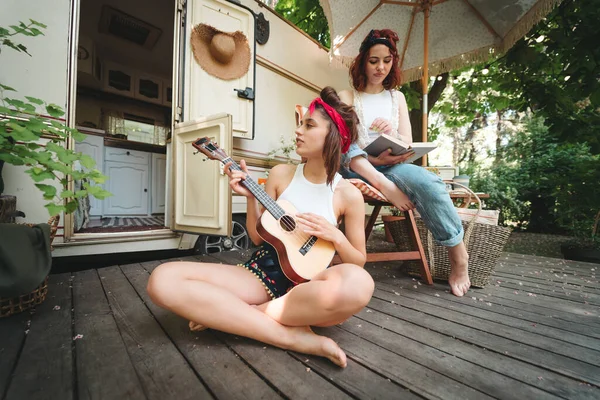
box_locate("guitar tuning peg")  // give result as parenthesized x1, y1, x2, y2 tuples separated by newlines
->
(193, 150, 199, 155)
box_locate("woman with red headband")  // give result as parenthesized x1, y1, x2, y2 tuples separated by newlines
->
(339, 29, 471, 297)
(147, 87, 372, 368)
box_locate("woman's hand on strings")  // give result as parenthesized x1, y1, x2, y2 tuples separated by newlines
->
(370, 118, 393, 134)
(224, 159, 254, 198)
(296, 213, 342, 244)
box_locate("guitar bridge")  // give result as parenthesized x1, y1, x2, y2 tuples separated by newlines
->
(299, 236, 318, 256)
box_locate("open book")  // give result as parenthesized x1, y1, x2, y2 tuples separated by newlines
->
(363, 133, 437, 164)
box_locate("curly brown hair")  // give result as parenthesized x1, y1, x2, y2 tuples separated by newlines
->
(312, 86, 359, 186)
(349, 29, 402, 91)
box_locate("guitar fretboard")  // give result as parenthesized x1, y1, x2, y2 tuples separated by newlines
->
(222, 157, 285, 219)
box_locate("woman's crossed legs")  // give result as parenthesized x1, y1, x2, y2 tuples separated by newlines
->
(147, 261, 374, 367)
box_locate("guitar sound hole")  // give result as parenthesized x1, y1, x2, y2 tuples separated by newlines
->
(279, 215, 296, 232)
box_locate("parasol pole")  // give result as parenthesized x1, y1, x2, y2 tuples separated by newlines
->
(421, 1, 431, 166)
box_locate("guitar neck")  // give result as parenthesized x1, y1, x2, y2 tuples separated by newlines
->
(221, 157, 285, 219)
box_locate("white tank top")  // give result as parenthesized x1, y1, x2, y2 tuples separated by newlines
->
(278, 164, 342, 226)
(361, 90, 393, 141)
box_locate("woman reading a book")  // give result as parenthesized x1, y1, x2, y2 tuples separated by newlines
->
(338, 29, 471, 297)
(147, 87, 372, 368)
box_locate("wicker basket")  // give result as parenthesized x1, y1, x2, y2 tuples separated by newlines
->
(0, 215, 59, 318)
(388, 185, 511, 288)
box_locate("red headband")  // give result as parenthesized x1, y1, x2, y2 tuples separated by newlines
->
(308, 98, 351, 154)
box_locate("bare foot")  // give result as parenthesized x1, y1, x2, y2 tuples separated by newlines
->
(189, 320, 208, 332)
(448, 244, 470, 297)
(287, 326, 347, 368)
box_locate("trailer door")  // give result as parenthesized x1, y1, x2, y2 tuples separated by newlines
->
(168, 0, 255, 236)
(181, 0, 255, 138)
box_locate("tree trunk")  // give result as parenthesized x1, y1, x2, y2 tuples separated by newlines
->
(459, 112, 482, 164)
(408, 72, 449, 143)
(494, 110, 504, 165)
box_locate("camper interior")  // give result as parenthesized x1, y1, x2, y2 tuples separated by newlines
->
(73, 0, 174, 235)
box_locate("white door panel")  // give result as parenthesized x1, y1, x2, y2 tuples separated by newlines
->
(183, 0, 255, 138)
(170, 113, 232, 236)
(104, 161, 149, 215)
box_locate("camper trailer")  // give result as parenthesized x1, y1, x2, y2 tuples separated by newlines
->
(1, 0, 348, 257)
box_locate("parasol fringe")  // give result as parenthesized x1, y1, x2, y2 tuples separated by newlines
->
(328, 53, 354, 70)
(325, 0, 563, 83)
(400, 45, 497, 83)
(502, 0, 563, 53)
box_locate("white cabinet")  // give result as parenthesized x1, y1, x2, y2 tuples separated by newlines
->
(99, 146, 166, 216)
(75, 134, 104, 216)
(103, 147, 150, 215)
(151, 153, 166, 214)
(104, 160, 149, 215)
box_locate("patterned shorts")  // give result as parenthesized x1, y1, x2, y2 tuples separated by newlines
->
(239, 243, 296, 299)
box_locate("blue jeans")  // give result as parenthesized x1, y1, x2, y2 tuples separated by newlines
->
(341, 143, 464, 247)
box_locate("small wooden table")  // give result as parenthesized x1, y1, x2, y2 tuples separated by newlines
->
(449, 191, 490, 208)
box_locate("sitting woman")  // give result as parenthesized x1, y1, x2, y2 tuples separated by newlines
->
(147, 87, 372, 368)
(338, 29, 471, 297)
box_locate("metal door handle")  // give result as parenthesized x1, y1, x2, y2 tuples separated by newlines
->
(234, 87, 255, 101)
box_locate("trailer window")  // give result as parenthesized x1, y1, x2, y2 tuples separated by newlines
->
(120, 114, 167, 146)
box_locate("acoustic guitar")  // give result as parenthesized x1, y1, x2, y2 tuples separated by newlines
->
(192, 137, 335, 283)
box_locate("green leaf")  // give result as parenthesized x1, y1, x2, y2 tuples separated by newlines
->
(0, 106, 14, 114)
(25, 96, 44, 105)
(65, 200, 78, 214)
(29, 28, 44, 37)
(35, 183, 57, 199)
(0, 84, 16, 91)
(71, 129, 86, 142)
(79, 154, 96, 169)
(26, 169, 55, 182)
(0, 153, 24, 165)
(44, 160, 70, 174)
(56, 149, 79, 164)
(61, 190, 75, 198)
(5, 98, 27, 109)
(91, 188, 112, 200)
(75, 189, 88, 198)
(30, 19, 48, 29)
(45, 104, 64, 118)
(45, 203, 64, 216)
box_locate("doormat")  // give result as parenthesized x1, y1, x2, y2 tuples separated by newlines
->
(101, 216, 165, 227)
(76, 216, 166, 234)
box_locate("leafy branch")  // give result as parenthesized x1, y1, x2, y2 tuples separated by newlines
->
(0, 20, 111, 216)
(0, 19, 46, 56)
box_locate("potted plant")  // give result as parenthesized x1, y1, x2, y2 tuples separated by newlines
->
(0, 19, 110, 317)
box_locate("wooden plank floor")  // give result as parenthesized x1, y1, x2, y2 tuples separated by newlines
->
(1, 250, 599, 399)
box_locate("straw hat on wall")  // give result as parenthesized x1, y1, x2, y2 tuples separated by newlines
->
(190, 23, 251, 81)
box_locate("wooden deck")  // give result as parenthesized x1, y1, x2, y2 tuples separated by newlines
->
(1, 248, 599, 399)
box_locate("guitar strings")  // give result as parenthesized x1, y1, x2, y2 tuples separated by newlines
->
(245, 179, 315, 245)
(226, 159, 316, 246)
